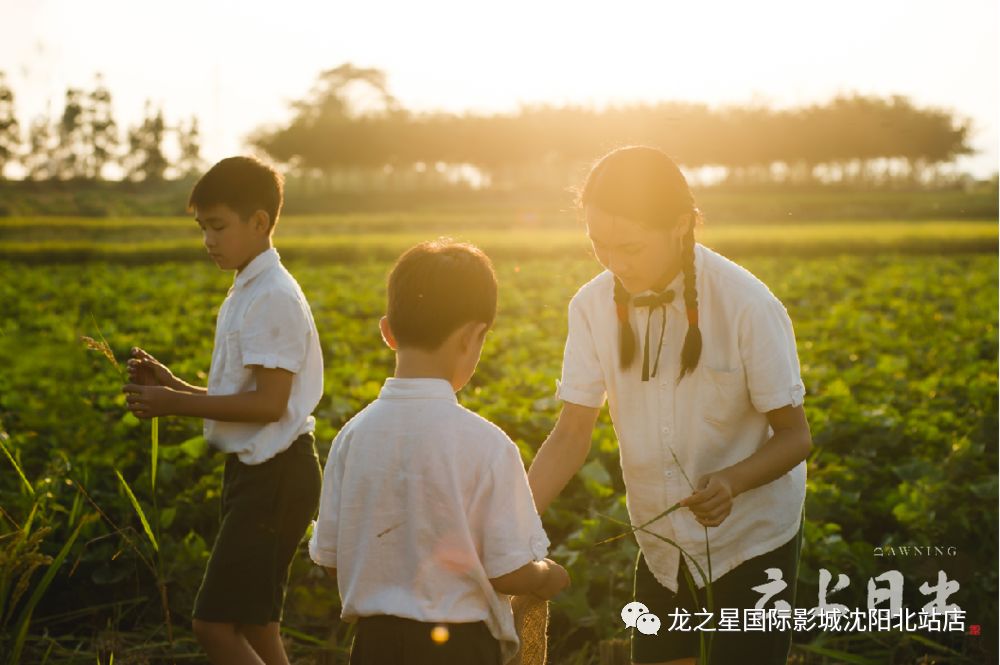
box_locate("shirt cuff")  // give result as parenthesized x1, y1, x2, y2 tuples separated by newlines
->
(308, 524, 337, 567)
(555, 381, 606, 409)
(242, 352, 303, 374)
(751, 383, 806, 413)
(483, 533, 550, 579)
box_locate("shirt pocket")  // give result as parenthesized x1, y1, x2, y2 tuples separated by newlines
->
(697, 364, 751, 428)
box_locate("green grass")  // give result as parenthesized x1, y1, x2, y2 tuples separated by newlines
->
(0, 217, 995, 263)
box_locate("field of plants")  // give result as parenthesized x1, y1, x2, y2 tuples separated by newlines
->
(0, 212, 997, 664)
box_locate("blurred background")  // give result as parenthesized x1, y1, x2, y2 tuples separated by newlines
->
(0, 1, 996, 664)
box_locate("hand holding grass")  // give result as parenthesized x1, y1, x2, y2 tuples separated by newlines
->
(123, 383, 180, 419)
(680, 471, 735, 528)
(127, 347, 180, 389)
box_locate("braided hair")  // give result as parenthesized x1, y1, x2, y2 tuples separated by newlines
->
(578, 145, 703, 383)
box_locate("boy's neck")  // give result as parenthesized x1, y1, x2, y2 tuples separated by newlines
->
(236, 242, 274, 274)
(393, 350, 457, 390)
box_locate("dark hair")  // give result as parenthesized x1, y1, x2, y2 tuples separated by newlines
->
(188, 156, 284, 231)
(387, 239, 498, 351)
(579, 145, 703, 382)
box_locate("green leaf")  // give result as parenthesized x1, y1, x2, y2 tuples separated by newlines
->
(179, 435, 207, 459)
(150, 417, 159, 492)
(580, 459, 611, 487)
(160, 507, 177, 530)
(115, 469, 158, 552)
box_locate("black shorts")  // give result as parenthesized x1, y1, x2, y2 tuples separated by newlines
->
(349, 615, 502, 665)
(192, 432, 322, 625)
(631, 518, 803, 665)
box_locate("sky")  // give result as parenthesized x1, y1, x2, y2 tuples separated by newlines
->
(2, 0, 998, 177)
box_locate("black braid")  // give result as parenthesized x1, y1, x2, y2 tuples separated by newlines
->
(613, 277, 636, 369)
(677, 220, 702, 383)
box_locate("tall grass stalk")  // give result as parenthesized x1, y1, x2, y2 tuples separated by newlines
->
(81, 319, 173, 645)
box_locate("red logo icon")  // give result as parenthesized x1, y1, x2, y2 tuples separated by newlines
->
(969, 625, 980, 636)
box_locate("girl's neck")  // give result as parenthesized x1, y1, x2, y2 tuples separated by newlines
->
(651, 261, 682, 293)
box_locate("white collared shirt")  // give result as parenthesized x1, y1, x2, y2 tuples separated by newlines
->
(204, 247, 324, 465)
(557, 242, 806, 593)
(309, 378, 550, 665)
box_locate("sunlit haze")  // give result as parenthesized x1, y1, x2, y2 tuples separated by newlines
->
(2, 0, 997, 177)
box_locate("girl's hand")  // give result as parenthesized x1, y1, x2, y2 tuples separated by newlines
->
(123, 384, 179, 418)
(680, 472, 735, 527)
(127, 347, 178, 388)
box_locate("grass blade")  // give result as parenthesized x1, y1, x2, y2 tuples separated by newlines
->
(114, 470, 158, 552)
(150, 417, 159, 493)
(9, 516, 87, 665)
(0, 433, 33, 496)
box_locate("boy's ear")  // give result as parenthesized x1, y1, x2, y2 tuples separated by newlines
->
(250, 209, 270, 234)
(459, 321, 489, 350)
(379, 316, 398, 350)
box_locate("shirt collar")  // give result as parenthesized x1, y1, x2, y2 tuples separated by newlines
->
(233, 247, 280, 290)
(379, 377, 458, 402)
(634, 243, 704, 314)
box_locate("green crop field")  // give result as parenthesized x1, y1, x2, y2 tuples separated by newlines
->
(0, 215, 997, 663)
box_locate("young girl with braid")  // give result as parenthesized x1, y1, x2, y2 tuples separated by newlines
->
(528, 145, 811, 665)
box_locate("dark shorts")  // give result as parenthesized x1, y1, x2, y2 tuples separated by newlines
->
(349, 615, 502, 665)
(631, 518, 803, 665)
(192, 432, 322, 625)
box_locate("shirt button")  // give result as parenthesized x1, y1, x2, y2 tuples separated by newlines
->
(661, 426, 671, 436)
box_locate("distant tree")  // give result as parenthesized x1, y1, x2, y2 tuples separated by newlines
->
(54, 87, 87, 179)
(84, 74, 119, 180)
(251, 62, 406, 170)
(175, 115, 202, 178)
(24, 113, 56, 181)
(0, 72, 20, 179)
(124, 101, 167, 181)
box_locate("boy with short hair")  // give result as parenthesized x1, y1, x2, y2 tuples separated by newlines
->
(309, 239, 569, 665)
(124, 155, 324, 665)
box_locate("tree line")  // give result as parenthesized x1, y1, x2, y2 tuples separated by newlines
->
(0, 73, 201, 182)
(0, 65, 978, 188)
(250, 64, 976, 188)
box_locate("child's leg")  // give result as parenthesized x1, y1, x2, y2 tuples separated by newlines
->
(698, 525, 802, 665)
(192, 619, 266, 665)
(239, 621, 289, 665)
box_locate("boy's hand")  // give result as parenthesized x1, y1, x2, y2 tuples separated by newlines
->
(532, 559, 570, 600)
(680, 472, 734, 527)
(127, 347, 178, 388)
(123, 384, 179, 419)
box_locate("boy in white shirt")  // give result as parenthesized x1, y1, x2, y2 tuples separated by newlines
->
(124, 156, 324, 665)
(309, 239, 569, 665)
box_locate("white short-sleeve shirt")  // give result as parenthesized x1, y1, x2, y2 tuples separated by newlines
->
(309, 378, 550, 665)
(204, 247, 324, 464)
(557, 242, 806, 593)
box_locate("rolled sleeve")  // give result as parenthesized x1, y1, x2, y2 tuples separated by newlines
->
(474, 441, 551, 579)
(739, 297, 807, 414)
(240, 289, 310, 373)
(555, 296, 607, 408)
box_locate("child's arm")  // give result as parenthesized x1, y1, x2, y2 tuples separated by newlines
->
(489, 558, 569, 599)
(123, 365, 293, 422)
(528, 402, 601, 514)
(682, 403, 812, 527)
